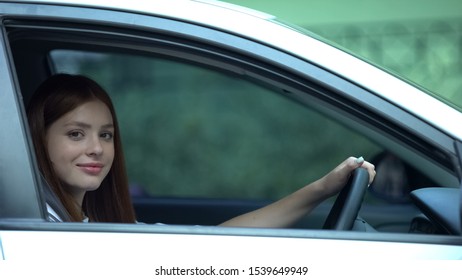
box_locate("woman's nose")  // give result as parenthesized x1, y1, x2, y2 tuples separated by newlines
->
(86, 135, 103, 156)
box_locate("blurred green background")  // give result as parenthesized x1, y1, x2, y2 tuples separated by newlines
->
(226, 0, 462, 109)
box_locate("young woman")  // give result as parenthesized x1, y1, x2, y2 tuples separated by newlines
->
(27, 74, 375, 226)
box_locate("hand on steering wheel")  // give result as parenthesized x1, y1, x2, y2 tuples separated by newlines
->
(322, 168, 369, 230)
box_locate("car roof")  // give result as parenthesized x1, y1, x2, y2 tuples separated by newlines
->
(3, 0, 462, 140)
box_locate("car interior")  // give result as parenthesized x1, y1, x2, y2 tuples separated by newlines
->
(5, 16, 461, 237)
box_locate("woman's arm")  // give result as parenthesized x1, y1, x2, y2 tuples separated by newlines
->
(219, 157, 376, 228)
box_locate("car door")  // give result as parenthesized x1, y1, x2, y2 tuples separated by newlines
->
(1, 1, 461, 273)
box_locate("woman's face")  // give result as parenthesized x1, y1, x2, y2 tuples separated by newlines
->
(46, 100, 115, 205)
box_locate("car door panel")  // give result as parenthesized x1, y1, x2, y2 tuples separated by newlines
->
(1, 3, 462, 273)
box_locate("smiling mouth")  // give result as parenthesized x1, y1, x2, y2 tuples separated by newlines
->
(77, 164, 104, 175)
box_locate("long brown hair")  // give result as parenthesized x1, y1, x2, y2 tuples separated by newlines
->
(27, 74, 136, 223)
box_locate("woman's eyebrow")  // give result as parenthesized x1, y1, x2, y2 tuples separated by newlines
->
(101, 124, 114, 129)
(64, 121, 91, 129)
(64, 121, 114, 129)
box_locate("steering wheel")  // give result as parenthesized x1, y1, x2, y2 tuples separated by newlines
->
(322, 168, 369, 230)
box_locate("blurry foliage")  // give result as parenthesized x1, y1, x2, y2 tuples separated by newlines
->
(62, 53, 379, 199)
(309, 18, 462, 110)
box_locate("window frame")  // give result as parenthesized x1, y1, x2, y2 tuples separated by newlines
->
(0, 19, 45, 220)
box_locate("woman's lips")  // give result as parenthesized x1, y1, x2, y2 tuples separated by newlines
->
(77, 163, 104, 175)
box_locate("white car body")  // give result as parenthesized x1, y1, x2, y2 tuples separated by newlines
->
(0, 1, 461, 278)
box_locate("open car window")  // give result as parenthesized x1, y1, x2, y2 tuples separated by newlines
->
(6, 11, 456, 233)
(50, 49, 381, 200)
(47, 49, 430, 232)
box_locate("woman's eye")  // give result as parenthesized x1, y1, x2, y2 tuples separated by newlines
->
(68, 131, 84, 140)
(101, 132, 114, 140)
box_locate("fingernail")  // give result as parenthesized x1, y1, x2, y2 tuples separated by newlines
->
(355, 156, 364, 164)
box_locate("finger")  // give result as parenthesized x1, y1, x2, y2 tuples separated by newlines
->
(361, 161, 376, 184)
(351, 156, 376, 184)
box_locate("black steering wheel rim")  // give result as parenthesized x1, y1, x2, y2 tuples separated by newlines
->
(322, 168, 369, 230)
